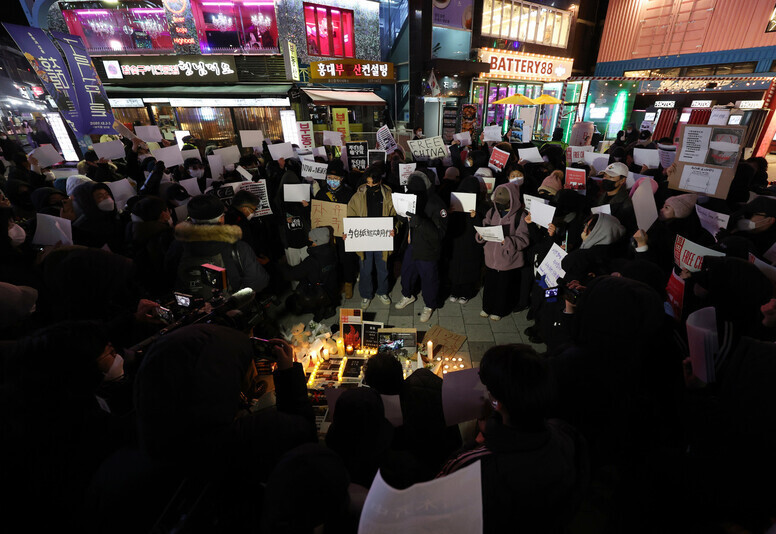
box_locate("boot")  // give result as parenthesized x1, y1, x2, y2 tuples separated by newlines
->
(343, 282, 353, 299)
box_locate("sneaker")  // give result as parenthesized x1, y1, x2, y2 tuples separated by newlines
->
(457, 297, 469, 305)
(361, 298, 372, 308)
(448, 295, 459, 303)
(420, 307, 434, 323)
(489, 314, 501, 321)
(480, 310, 489, 318)
(377, 294, 391, 305)
(395, 295, 416, 310)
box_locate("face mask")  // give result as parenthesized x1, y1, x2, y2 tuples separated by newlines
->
(601, 178, 620, 192)
(495, 202, 509, 212)
(103, 353, 124, 382)
(465, 159, 473, 167)
(224, 164, 235, 172)
(416, 132, 423, 138)
(612, 157, 622, 162)
(736, 218, 757, 231)
(189, 168, 204, 179)
(327, 179, 341, 190)
(138, 154, 150, 162)
(367, 182, 381, 191)
(8, 223, 25, 246)
(509, 174, 524, 185)
(97, 198, 115, 212)
(162, 172, 173, 182)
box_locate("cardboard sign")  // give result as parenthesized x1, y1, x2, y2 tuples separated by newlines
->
(633, 148, 659, 169)
(407, 136, 447, 159)
(666, 270, 685, 321)
(106, 179, 136, 210)
(267, 142, 295, 161)
(207, 154, 223, 179)
(346, 141, 368, 172)
(30, 144, 62, 168)
(151, 145, 184, 167)
(566, 145, 593, 163)
(343, 217, 394, 252)
(670, 123, 746, 199)
(368, 150, 386, 166)
(450, 192, 476, 213)
(632, 179, 659, 231)
(482, 125, 502, 142)
(537, 243, 567, 287)
(93, 140, 126, 160)
(31, 213, 72, 246)
(297, 121, 315, 149)
(239, 130, 264, 149)
(565, 167, 586, 193)
(441, 368, 487, 426)
(283, 183, 311, 202)
(398, 163, 416, 185)
(523, 194, 547, 214)
(302, 159, 328, 181)
(474, 225, 504, 242)
(454, 131, 472, 146)
(376, 125, 398, 154)
(135, 125, 162, 143)
(695, 204, 729, 239)
(392, 193, 417, 218)
(488, 147, 510, 172)
(311, 200, 347, 237)
(518, 146, 543, 163)
(213, 145, 241, 166)
(422, 325, 467, 363)
(530, 201, 556, 229)
(322, 130, 343, 146)
(673, 235, 725, 272)
(181, 149, 201, 162)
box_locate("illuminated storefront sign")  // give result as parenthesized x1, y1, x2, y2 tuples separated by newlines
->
(310, 59, 395, 82)
(654, 100, 675, 108)
(737, 100, 764, 109)
(109, 98, 144, 108)
(169, 97, 290, 107)
(163, 0, 200, 54)
(691, 100, 713, 108)
(100, 56, 238, 84)
(478, 48, 573, 81)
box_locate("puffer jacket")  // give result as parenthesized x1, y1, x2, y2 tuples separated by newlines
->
(476, 181, 530, 271)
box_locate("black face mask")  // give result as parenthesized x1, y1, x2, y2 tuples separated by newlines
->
(495, 202, 509, 212)
(601, 179, 620, 192)
(367, 182, 381, 192)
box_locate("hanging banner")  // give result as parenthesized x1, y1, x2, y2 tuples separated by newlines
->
(433, 0, 474, 30)
(50, 32, 114, 135)
(332, 107, 351, 143)
(3, 23, 82, 137)
(298, 121, 315, 149)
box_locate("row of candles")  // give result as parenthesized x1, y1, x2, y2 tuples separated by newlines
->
(312, 339, 436, 359)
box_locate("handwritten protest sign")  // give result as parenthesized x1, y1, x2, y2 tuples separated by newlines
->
(311, 200, 346, 236)
(537, 243, 567, 287)
(674, 235, 725, 272)
(302, 159, 328, 181)
(407, 136, 447, 159)
(343, 217, 394, 252)
(695, 204, 729, 239)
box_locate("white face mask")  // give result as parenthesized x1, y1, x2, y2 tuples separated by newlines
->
(189, 168, 204, 179)
(103, 353, 124, 382)
(138, 154, 150, 162)
(224, 164, 235, 172)
(97, 198, 115, 212)
(8, 223, 25, 246)
(162, 172, 173, 182)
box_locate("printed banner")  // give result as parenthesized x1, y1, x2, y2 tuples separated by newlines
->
(311, 200, 347, 236)
(376, 125, 398, 154)
(565, 167, 586, 194)
(343, 217, 394, 252)
(487, 147, 510, 171)
(331, 107, 351, 143)
(566, 145, 593, 163)
(673, 235, 725, 272)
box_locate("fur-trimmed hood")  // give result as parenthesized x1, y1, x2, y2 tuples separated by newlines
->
(174, 221, 243, 244)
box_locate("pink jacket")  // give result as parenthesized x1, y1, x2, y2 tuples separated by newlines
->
(475, 181, 530, 271)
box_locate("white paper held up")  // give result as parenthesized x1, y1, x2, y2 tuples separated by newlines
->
(32, 213, 73, 246)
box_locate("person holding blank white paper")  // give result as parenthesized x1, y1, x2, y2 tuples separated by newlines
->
(275, 158, 311, 275)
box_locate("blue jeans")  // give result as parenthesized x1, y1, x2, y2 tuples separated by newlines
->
(401, 245, 439, 309)
(359, 252, 389, 299)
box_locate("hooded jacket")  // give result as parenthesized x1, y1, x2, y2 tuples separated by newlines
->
(476, 181, 530, 271)
(562, 213, 626, 279)
(447, 176, 486, 283)
(71, 182, 123, 250)
(406, 172, 448, 261)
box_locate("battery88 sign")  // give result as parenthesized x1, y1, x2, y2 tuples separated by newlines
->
(478, 48, 573, 82)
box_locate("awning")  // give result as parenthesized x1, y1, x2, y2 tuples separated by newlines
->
(302, 89, 386, 106)
(104, 84, 293, 96)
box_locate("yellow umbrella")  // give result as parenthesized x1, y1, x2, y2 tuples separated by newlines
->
(532, 94, 563, 105)
(492, 94, 535, 105)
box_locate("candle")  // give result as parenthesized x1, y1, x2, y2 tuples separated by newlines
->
(323, 349, 329, 360)
(345, 345, 354, 355)
(427, 341, 433, 357)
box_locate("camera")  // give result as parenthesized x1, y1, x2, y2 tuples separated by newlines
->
(200, 263, 228, 292)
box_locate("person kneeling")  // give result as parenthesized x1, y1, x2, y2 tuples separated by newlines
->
(285, 227, 338, 321)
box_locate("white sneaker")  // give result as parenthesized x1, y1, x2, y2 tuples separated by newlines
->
(395, 295, 416, 309)
(480, 310, 489, 318)
(420, 307, 434, 323)
(377, 294, 391, 305)
(448, 295, 459, 303)
(361, 298, 372, 308)
(458, 297, 469, 305)
(489, 314, 501, 321)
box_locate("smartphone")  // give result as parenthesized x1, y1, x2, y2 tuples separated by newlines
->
(155, 306, 174, 323)
(251, 337, 278, 361)
(544, 287, 559, 299)
(174, 292, 192, 308)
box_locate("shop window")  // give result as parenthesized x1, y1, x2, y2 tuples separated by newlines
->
(193, 0, 279, 54)
(303, 3, 355, 58)
(684, 65, 715, 77)
(766, 3, 776, 32)
(431, 27, 471, 60)
(481, 0, 571, 48)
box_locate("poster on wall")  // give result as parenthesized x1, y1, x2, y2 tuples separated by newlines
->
(432, 0, 474, 30)
(460, 103, 478, 139)
(442, 106, 458, 143)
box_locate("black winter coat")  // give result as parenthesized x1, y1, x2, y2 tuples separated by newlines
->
(408, 192, 448, 261)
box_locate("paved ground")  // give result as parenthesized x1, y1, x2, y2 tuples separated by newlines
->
(274, 280, 546, 368)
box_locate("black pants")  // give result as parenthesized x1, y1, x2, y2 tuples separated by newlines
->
(335, 237, 358, 285)
(482, 266, 521, 317)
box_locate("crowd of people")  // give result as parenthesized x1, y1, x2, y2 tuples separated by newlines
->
(0, 123, 775, 533)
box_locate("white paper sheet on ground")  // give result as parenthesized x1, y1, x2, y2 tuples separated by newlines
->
(450, 192, 476, 213)
(523, 194, 547, 214)
(399, 163, 416, 185)
(474, 225, 504, 243)
(591, 204, 611, 215)
(267, 142, 295, 161)
(106, 179, 136, 210)
(454, 131, 472, 146)
(213, 145, 241, 166)
(674, 235, 725, 272)
(179, 177, 202, 197)
(343, 217, 394, 252)
(632, 179, 658, 231)
(483, 125, 502, 142)
(32, 213, 72, 246)
(537, 243, 567, 287)
(686, 307, 719, 384)
(530, 200, 556, 228)
(679, 126, 712, 164)
(658, 146, 676, 168)
(181, 149, 201, 162)
(236, 165, 252, 181)
(392, 193, 417, 218)
(323, 130, 344, 146)
(239, 130, 264, 148)
(93, 140, 126, 160)
(442, 368, 488, 425)
(151, 145, 184, 167)
(135, 125, 162, 143)
(283, 183, 310, 202)
(583, 151, 610, 173)
(518, 146, 543, 163)
(208, 154, 224, 179)
(633, 148, 660, 169)
(31, 144, 62, 168)
(358, 461, 483, 534)
(678, 165, 722, 195)
(626, 172, 650, 189)
(695, 204, 729, 239)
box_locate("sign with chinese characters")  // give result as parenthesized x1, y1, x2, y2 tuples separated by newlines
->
(100, 56, 237, 84)
(163, 0, 200, 54)
(332, 107, 350, 143)
(478, 48, 573, 81)
(310, 59, 395, 82)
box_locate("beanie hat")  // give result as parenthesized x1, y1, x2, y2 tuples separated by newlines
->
(187, 194, 224, 223)
(538, 173, 563, 196)
(407, 171, 431, 193)
(444, 167, 460, 180)
(629, 176, 659, 198)
(663, 193, 698, 219)
(132, 196, 167, 223)
(84, 149, 99, 163)
(309, 227, 330, 246)
(639, 130, 652, 140)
